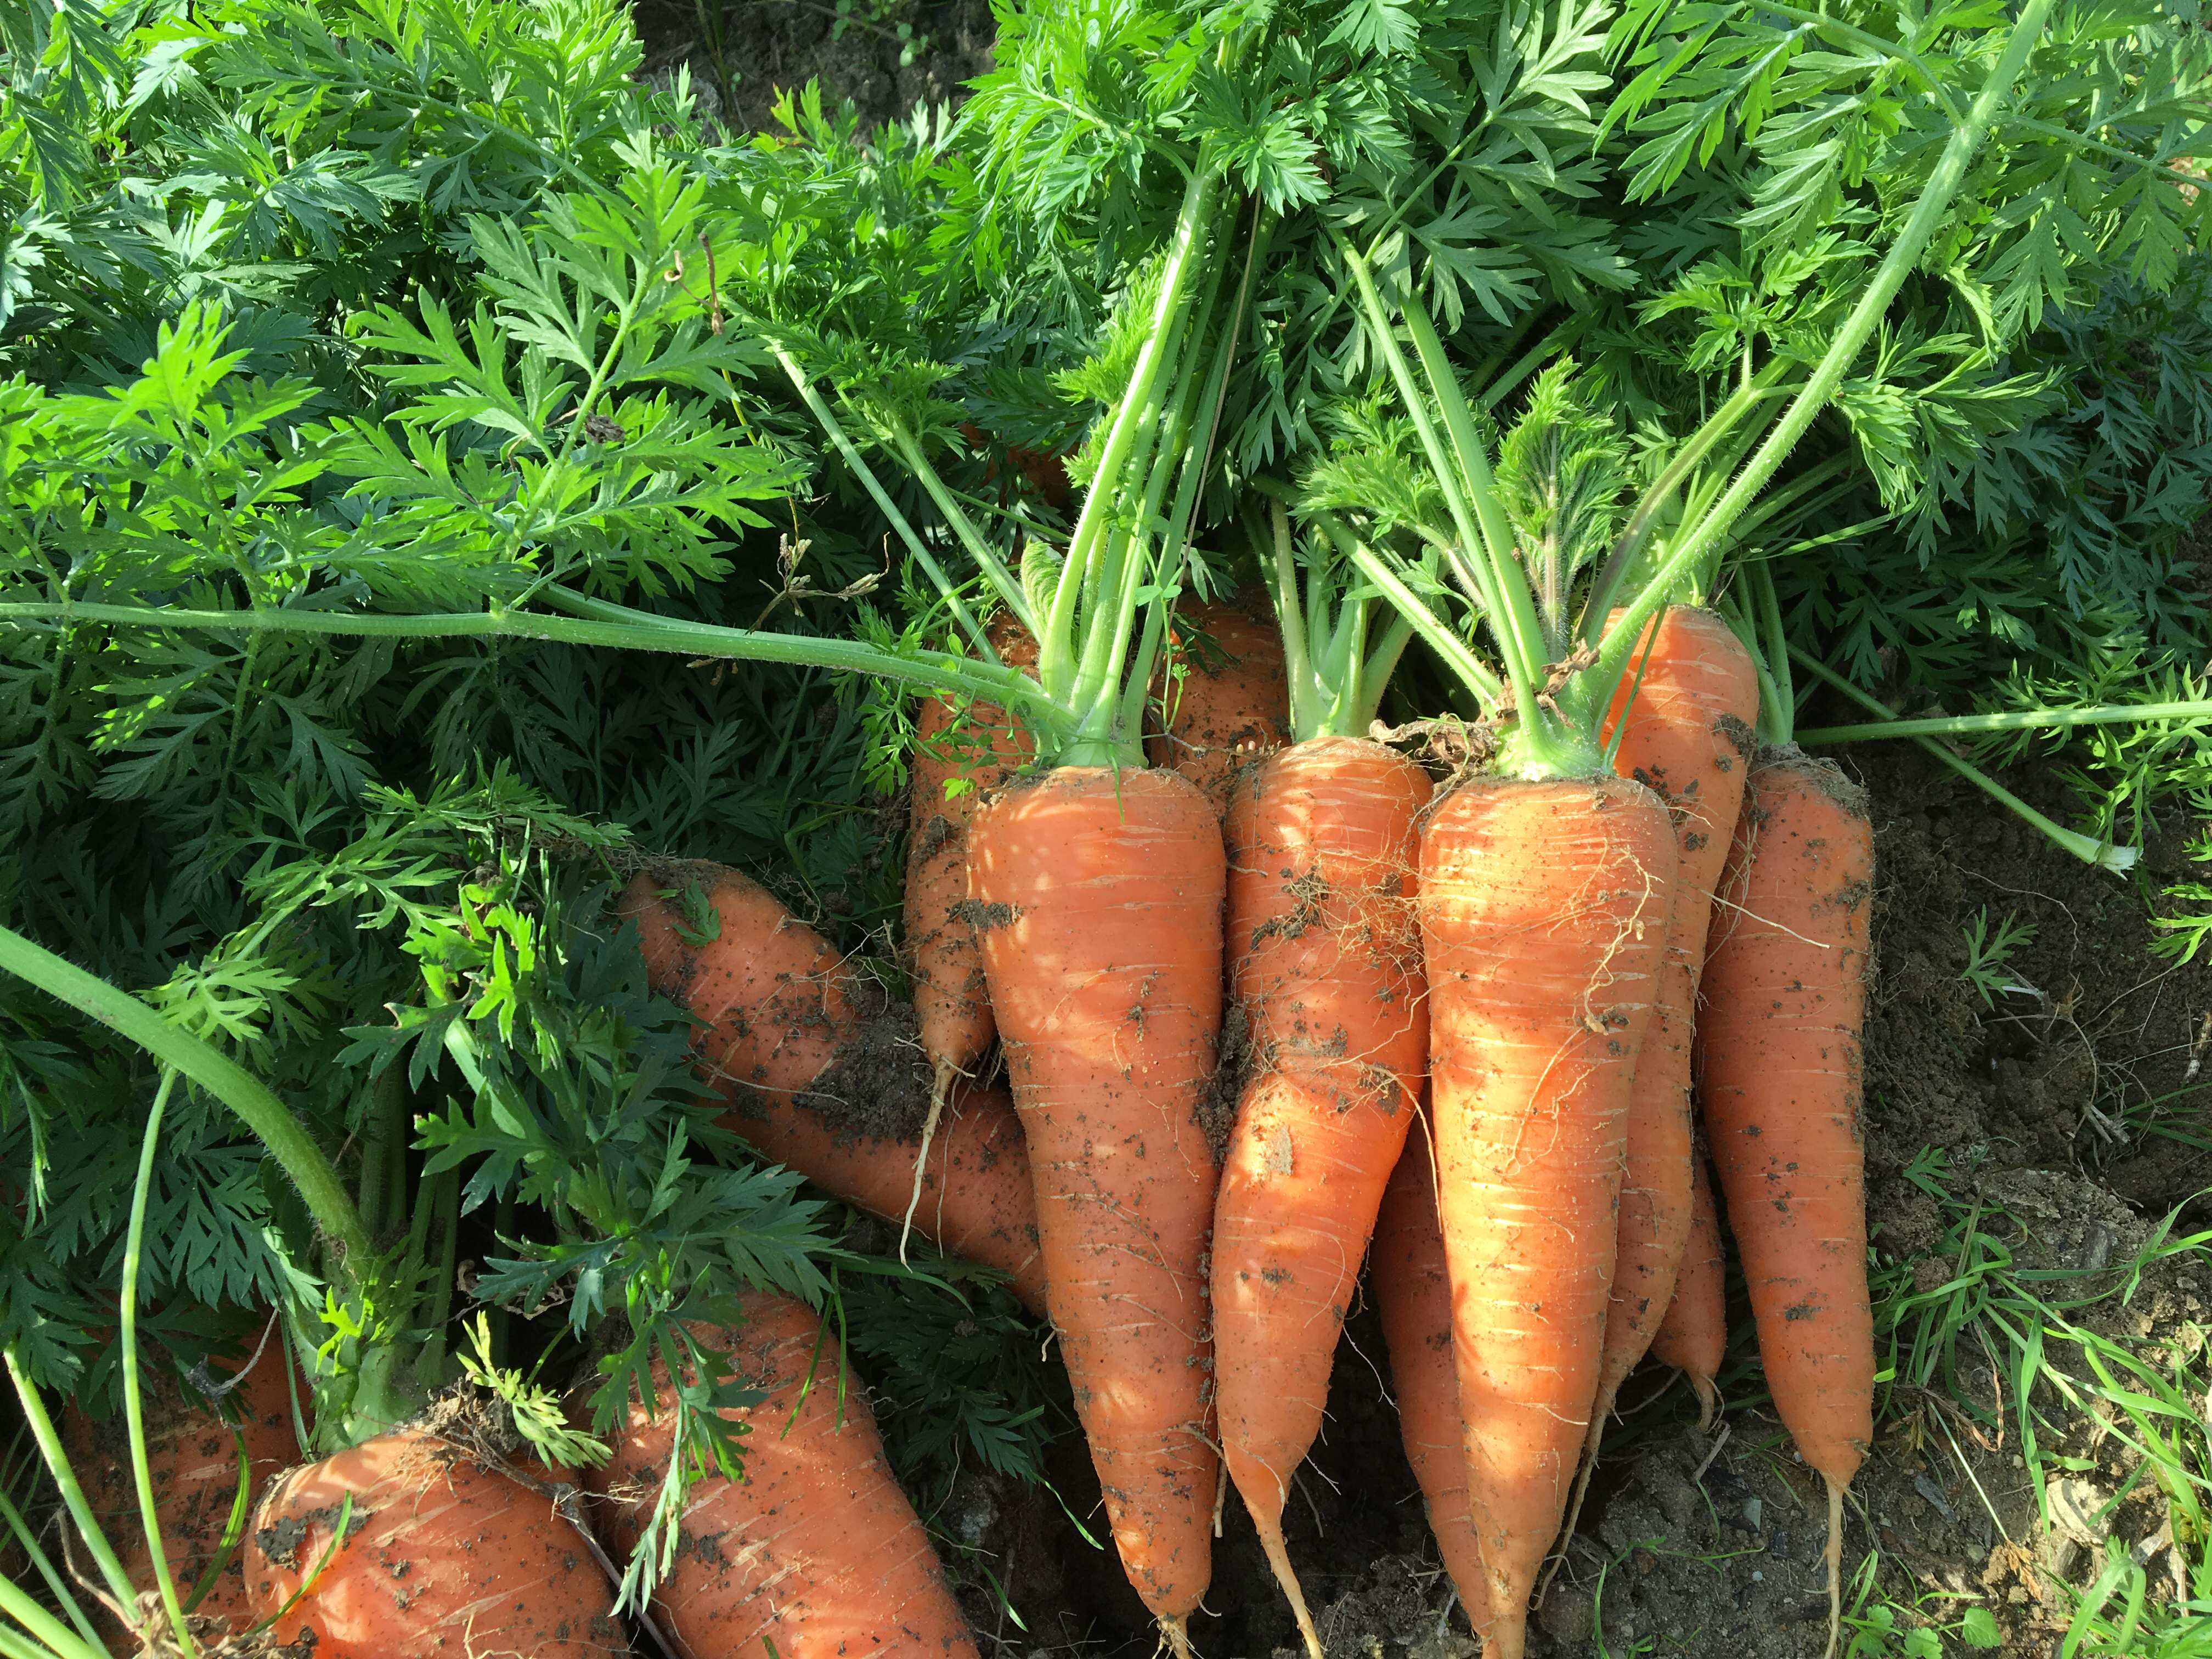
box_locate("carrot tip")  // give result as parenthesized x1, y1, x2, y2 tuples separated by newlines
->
(898, 1060, 957, 1266)
(1824, 1476, 1846, 1659)
(1691, 1374, 1720, 1435)
(1159, 1614, 1196, 1659)
(1254, 1515, 1323, 1659)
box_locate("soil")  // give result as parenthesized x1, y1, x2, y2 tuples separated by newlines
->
(618, 13, 2212, 1655)
(632, 0, 998, 137)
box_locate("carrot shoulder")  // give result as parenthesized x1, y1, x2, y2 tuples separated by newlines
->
(1211, 736, 1429, 1655)
(966, 766, 1224, 1638)
(1147, 601, 1292, 815)
(1420, 772, 1674, 1659)
(1695, 747, 1875, 1655)
(620, 868, 1045, 1313)
(248, 1431, 618, 1658)
(586, 1291, 978, 1659)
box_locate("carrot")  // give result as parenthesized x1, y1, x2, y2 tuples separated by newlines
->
(1146, 601, 1293, 815)
(907, 616, 1037, 1121)
(1649, 1142, 1728, 1431)
(965, 765, 1224, 1645)
(585, 1289, 978, 1659)
(1695, 747, 1874, 1658)
(1371, 1121, 1489, 1635)
(1421, 772, 1675, 1659)
(620, 867, 1047, 1313)
(66, 1336, 300, 1649)
(1211, 735, 1429, 1654)
(1547, 606, 1757, 1562)
(245, 1429, 621, 1657)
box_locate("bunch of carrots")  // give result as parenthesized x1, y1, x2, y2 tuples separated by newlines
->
(610, 287, 1880, 1659)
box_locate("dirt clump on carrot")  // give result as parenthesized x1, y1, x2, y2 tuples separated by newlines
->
(621, 866, 1047, 1311)
(790, 988, 933, 1142)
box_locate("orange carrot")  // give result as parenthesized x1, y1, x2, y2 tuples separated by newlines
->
(1695, 748, 1874, 1656)
(1421, 772, 1674, 1659)
(965, 766, 1224, 1646)
(246, 1430, 620, 1657)
(1211, 736, 1429, 1653)
(1547, 606, 1757, 1554)
(620, 868, 1046, 1313)
(1649, 1144, 1727, 1431)
(67, 1338, 300, 1650)
(1146, 601, 1292, 815)
(1372, 1121, 1489, 1635)
(586, 1289, 978, 1659)
(907, 617, 1037, 1116)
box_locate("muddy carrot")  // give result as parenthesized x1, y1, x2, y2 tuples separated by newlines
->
(1695, 747, 1875, 1657)
(586, 1289, 978, 1659)
(247, 1430, 620, 1657)
(1548, 605, 1757, 1559)
(622, 867, 1046, 1312)
(66, 1335, 301, 1650)
(1207, 500, 1425, 1656)
(966, 766, 1226, 1643)
(906, 616, 1037, 1131)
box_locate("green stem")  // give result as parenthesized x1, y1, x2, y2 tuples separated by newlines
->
(1748, 562, 1796, 748)
(2, 1353, 137, 1615)
(0, 1477, 105, 1650)
(1338, 249, 1523, 709)
(0, 926, 373, 1290)
(0, 597, 1069, 729)
(1788, 647, 2136, 872)
(1589, 0, 2060, 710)
(1797, 699, 2212, 743)
(121, 1071, 195, 1659)
(0, 1563, 100, 1659)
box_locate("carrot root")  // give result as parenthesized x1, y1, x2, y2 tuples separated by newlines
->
(899, 1058, 957, 1266)
(1253, 1516, 1323, 1659)
(1824, 1476, 1845, 1659)
(1691, 1375, 1721, 1434)
(1160, 1613, 1195, 1659)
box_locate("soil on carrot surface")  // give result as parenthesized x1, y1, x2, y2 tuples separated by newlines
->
(919, 741, 2212, 1659)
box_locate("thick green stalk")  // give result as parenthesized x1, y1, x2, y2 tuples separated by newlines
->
(1055, 157, 1224, 616)
(1789, 648, 2136, 872)
(1339, 247, 1517, 660)
(0, 596, 1069, 729)
(120, 1071, 196, 1659)
(0, 926, 373, 1286)
(1590, 0, 2061, 705)
(1798, 699, 2212, 743)
(1398, 280, 1547, 684)
(3, 1353, 137, 1615)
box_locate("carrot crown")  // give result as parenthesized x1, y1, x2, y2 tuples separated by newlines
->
(1325, 0, 2067, 781)
(773, 89, 1259, 771)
